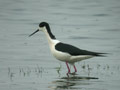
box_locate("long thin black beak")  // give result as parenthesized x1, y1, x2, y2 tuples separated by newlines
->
(29, 29, 39, 37)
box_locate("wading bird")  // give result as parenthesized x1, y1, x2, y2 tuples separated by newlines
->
(29, 22, 105, 76)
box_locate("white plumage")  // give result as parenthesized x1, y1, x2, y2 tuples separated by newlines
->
(29, 22, 106, 76)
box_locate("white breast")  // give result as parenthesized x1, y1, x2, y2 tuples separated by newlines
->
(48, 40, 70, 62)
(48, 40, 94, 63)
(50, 43, 71, 62)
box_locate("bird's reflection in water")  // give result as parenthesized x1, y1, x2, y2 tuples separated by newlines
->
(49, 75, 98, 90)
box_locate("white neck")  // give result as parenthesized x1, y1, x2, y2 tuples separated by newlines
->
(43, 27, 60, 45)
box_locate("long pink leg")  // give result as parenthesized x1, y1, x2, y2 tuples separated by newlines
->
(65, 62, 71, 76)
(73, 64, 77, 73)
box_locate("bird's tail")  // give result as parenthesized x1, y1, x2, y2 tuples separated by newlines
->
(96, 53, 108, 57)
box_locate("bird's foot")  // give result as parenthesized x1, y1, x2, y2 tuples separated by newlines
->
(66, 72, 70, 77)
(69, 72, 77, 75)
(66, 72, 77, 77)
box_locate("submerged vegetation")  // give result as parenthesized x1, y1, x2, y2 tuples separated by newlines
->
(7, 63, 120, 81)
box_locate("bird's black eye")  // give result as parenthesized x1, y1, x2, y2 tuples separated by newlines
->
(39, 22, 48, 27)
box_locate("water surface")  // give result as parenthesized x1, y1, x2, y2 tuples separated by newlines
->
(0, 0, 120, 90)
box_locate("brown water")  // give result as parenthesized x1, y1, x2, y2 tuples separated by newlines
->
(0, 0, 120, 90)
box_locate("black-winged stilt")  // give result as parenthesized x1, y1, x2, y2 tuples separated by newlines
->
(29, 22, 106, 76)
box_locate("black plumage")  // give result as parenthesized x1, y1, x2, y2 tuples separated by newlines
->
(55, 42, 105, 56)
(39, 22, 56, 39)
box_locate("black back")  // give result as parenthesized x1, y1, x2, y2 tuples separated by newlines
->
(39, 22, 56, 39)
(55, 42, 104, 56)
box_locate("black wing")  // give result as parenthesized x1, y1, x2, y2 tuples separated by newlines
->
(55, 42, 105, 56)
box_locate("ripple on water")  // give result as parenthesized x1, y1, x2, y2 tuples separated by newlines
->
(69, 36, 112, 40)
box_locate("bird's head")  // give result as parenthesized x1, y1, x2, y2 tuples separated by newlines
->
(29, 22, 49, 37)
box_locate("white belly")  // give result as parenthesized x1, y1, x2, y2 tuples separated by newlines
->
(69, 55, 94, 63)
(50, 45, 94, 63)
(49, 41, 94, 64)
(52, 48, 71, 62)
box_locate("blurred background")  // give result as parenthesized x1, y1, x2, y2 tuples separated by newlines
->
(0, 0, 120, 90)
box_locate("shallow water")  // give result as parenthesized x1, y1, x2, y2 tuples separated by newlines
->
(0, 0, 120, 90)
